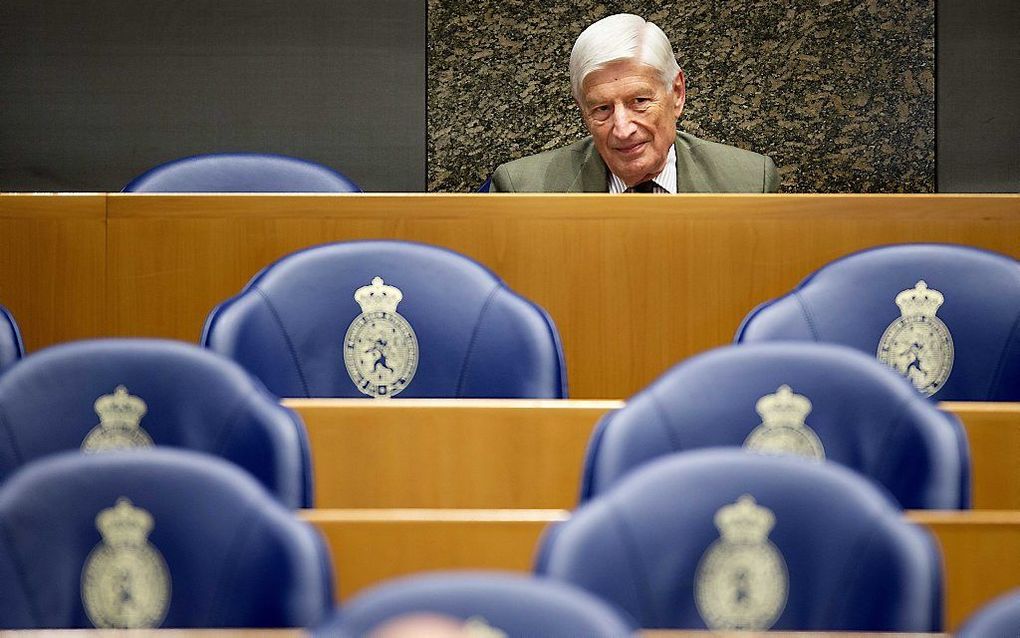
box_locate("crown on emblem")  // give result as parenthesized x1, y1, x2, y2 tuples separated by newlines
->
(894, 280, 944, 318)
(96, 498, 153, 547)
(714, 494, 775, 543)
(755, 385, 811, 425)
(463, 617, 508, 638)
(94, 386, 147, 424)
(354, 277, 403, 314)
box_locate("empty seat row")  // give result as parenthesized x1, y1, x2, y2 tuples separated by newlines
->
(0, 335, 977, 512)
(2, 445, 1015, 634)
(4, 241, 1019, 401)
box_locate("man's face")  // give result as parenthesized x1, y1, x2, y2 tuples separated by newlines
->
(579, 60, 685, 188)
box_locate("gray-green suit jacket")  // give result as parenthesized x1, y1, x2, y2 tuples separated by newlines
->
(490, 131, 779, 193)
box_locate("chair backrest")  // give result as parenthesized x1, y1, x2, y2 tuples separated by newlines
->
(122, 153, 361, 192)
(0, 338, 312, 508)
(0, 304, 24, 370)
(580, 342, 969, 509)
(957, 588, 1020, 638)
(0, 449, 333, 628)
(314, 571, 637, 637)
(202, 240, 567, 398)
(735, 243, 1020, 401)
(538, 449, 943, 632)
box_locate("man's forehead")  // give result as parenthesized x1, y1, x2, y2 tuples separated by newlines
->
(581, 61, 663, 97)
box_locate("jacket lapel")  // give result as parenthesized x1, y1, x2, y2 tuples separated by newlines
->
(570, 140, 609, 192)
(674, 134, 709, 193)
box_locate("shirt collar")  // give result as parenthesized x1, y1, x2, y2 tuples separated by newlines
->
(608, 144, 677, 194)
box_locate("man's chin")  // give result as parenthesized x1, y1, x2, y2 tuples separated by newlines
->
(608, 160, 654, 186)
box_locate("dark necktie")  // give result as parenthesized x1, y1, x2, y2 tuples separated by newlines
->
(629, 180, 658, 193)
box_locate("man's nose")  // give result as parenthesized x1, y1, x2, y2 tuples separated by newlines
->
(610, 108, 638, 138)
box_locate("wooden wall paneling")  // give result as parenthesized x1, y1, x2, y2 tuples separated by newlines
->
(106, 193, 1020, 397)
(0, 194, 107, 351)
(287, 398, 618, 509)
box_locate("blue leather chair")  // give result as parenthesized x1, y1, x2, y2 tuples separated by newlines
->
(313, 571, 636, 637)
(202, 240, 566, 398)
(538, 449, 943, 632)
(0, 449, 333, 628)
(0, 338, 311, 508)
(736, 243, 1020, 401)
(580, 343, 969, 509)
(123, 153, 361, 192)
(0, 304, 24, 370)
(957, 588, 1020, 638)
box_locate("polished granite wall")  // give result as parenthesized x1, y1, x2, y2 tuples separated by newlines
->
(428, 0, 934, 192)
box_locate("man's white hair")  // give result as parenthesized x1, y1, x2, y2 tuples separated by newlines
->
(568, 14, 681, 103)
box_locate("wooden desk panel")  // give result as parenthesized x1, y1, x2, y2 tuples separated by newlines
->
(289, 399, 1016, 510)
(302, 508, 1020, 632)
(301, 509, 567, 604)
(288, 398, 619, 509)
(910, 510, 1020, 630)
(0, 194, 107, 351)
(108, 193, 1020, 398)
(942, 402, 1020, 509)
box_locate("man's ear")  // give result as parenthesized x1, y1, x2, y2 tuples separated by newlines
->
(672, 69, 686, 118)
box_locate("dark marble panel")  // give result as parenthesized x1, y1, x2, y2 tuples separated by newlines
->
(428, 0, 934, 192)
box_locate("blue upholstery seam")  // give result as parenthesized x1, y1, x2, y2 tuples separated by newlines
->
(986, 310, 1020, 399)
(529, 299, 567, 396)
(203, 503, 260, 625)
(211, 388, 254, 457)
(793, 292, 822, 341)
(819, 513, 883, 624)
(648, 392, 685, 452)
(255, 288, 311, 397)
(607, 506, 660, 626)
(0, 405, 24, 466)
(0, 517, 43, 625)
(871, 398, 914, 501)
(577, 417, 610, 501)
(455, 286, 500, 397)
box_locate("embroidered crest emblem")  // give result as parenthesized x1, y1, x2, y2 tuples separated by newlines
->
(695, 495, 788, 630)
(81, 386, 154, 452)
(744, 385, 825, 460)
(81, 498, 171, 628)
(343, 277, 419, 399)
(877, 281, 954, 397)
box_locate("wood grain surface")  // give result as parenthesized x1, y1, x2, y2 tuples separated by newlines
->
(0, 194, 107, 351)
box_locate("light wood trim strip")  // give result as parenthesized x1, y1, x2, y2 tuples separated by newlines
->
(0, 193, 106, 219)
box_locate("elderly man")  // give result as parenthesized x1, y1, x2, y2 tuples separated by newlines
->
(490, 14, 779, 193)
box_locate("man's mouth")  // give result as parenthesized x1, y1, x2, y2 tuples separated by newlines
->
(614, 141, 648, 156)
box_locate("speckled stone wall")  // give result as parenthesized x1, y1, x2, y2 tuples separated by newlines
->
(428, 0, 934, 192)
